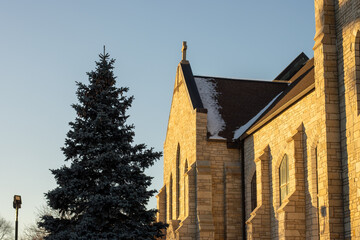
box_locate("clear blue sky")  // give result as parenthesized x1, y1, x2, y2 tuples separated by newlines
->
(0, 0, 315, 234)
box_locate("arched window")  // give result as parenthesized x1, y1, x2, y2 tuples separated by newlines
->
(251, 171, 257, 211)
(176, 144, 180, 219)
(279, 155, 289, 204)
(169, 174, 173, 220)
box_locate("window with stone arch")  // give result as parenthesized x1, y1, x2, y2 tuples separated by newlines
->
(355, 30, 360, 114)
(251, 171, 257, 212)
(279, 154, 290, 205)
(176, 144, 180, 219)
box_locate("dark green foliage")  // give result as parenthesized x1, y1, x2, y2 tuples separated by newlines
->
(39, 50, 167, 239)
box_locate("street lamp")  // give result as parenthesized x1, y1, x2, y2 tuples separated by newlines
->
(13, 195, 22, 240)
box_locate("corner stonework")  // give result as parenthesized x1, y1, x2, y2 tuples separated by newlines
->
(196, 161, 215, 240)
(277, 125, 306, 240)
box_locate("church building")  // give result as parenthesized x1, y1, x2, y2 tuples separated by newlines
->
(157, 0, 360, 239)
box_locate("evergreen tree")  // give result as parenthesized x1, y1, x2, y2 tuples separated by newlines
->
(39, 49, 167, 239)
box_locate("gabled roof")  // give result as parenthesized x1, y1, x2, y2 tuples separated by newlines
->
(179, 52, 314, 144)
(180, 63, 288, 142)
(195, 77, 289, 141)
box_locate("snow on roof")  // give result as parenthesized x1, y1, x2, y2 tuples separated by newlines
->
(233, 92, 283, 140)
(194, 77, 226, 139)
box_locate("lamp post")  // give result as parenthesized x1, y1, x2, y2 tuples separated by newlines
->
(13, 195, 22, 240)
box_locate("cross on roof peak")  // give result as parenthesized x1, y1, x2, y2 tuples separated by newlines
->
(181, 41, 189, 64)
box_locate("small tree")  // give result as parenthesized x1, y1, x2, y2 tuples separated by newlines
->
(21, 224, 46, 240)
(22, 205, 69, 240)
(0, 216, 13, 240)
(39, 49, 167, 239)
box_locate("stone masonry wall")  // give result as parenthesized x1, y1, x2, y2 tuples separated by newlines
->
(334, 0, 360, 238)
(158, 63, 242, 240)
(246, 146, 271, 239)
(244, 90, 321, 239)
(159, 64, 198, 239)
(195, 105, 242, 240)
(158, 1, 360, 238)
(313, 1, 345, 238)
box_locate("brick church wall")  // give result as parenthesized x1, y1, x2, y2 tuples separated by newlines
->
(160, 64, 198, 239)
(158, 1, 360, 238)
(334, 0, 360, 238)
(244, 91, 321, 239)
(159, 64, 242, 240)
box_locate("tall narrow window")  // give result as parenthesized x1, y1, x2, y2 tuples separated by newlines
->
(169, 174, 173, 220)
(164, 186, 167, 222)
(251, 171, 257, 212)
(355, 30, 360, 114)
(279, 154, 289, 205)
(176, 144, 180, 219)
(183, 159, 188, 216)
(315, 146, 320, 237)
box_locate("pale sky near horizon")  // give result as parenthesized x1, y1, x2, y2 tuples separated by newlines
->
(0, 0, 315, 235)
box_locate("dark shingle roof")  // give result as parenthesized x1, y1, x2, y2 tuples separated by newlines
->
(240, 58, 315, 139)
(179, 53, 314, 143)
(180, 62, 288, 141)
(202, 77, 288, 141)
